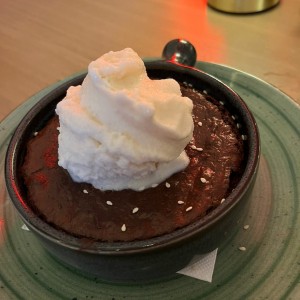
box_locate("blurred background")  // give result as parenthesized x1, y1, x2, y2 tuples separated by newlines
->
(0, 0, 299, 121)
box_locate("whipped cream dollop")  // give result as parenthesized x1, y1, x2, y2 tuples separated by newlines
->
(56, 48, 194, 191)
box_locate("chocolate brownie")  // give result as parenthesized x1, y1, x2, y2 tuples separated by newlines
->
(21, 84, 244, 242)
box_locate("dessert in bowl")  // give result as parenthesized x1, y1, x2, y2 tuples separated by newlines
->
(5, 47, 259, 283)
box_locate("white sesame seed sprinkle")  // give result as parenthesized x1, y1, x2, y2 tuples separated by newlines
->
(121, 224, 126, 232)
(231, 115, 236, 120)
(106, 201, 113, 206)
(242, 135, 247, 140)
(178, 200, 184, 205)
(191, 145, 203, 152)
(243, 224, 250, 230)
(132, 207, 139, 214)
(83, 189, 88, 194)
(151, 183, 158, 188)
(219, 101, 225, 106)
(186, 206, 193, 212)
(200, 177, 207, 183)
(203, 90, 208, 94)
(33, 131, 39, 136)
(237, 123, 241, 129)
(239, 246, 246, 251)
(221, 198, 226, 204)
(165, 182, 171, 188)
(198, 121, 203, 126)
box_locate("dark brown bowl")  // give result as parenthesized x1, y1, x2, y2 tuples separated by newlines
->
(5, 60, 260, 283)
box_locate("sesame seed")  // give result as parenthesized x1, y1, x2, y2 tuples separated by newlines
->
(198, 121, 203, 126)
(200, 177, 207, 183)
(219, 101, 225, 106)
(121, 224, 126, 232)
(243, 224, 250, 230)
(106, 201, 113, 206)
(83, 189, 88, 194)
(178, 200, 184, 205)
(165, 182, 171, 188)
(221, 198, 226, 204)
(132, 207, 139, 214)
(191, 145, 203, 152)
(203, 90, 208, 94)
(33, 131, 38, 136)
(151, 183, 158, 188)
(237, 123, 241, 129)
(238, 246, 246, 251)
(231, 115, 236, 120)
(242, 135, 247, 140)
(186, 206, 193, 212)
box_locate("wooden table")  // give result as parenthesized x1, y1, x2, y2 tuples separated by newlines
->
(0, 0, 299, 121)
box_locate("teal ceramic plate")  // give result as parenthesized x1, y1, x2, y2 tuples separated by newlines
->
(0, 62, 299, 299)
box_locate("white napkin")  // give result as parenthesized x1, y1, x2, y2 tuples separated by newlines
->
(177, 248, 218, 282)
(21, 224, 30, 231)
(21, 223, 217, 282)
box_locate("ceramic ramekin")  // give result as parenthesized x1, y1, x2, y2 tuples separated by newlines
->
(5, 60, 260, 283)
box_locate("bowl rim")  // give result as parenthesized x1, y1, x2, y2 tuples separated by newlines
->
(5, 61, 260, 255)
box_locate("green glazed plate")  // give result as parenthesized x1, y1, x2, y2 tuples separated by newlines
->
(0, 62, 299, 299)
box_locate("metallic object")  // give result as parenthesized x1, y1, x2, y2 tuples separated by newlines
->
(208, 0, 280, 14)
(162, 39, 197, 67)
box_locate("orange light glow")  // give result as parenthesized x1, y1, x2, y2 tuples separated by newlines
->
(166, 0, 226, 63)
(0, 218, 5, 246)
